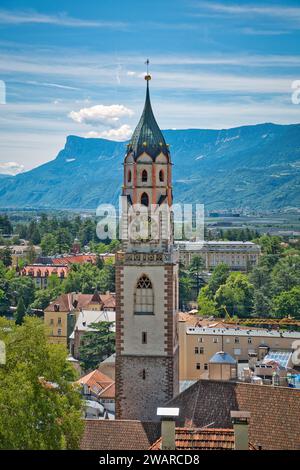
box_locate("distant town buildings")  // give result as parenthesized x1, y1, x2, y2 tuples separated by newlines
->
(176, 240, 261, 271)
(20, 264, 69, 288)
(44, 291, 115, 347)
(178, 316, 300, 384)
(0, 243, 41, 267)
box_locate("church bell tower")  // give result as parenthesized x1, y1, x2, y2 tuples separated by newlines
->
(115, 69, 179, 421)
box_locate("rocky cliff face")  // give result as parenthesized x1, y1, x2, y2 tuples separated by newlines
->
(0, 123, 299, 210)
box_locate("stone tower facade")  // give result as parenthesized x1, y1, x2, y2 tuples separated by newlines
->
(115, 74, 179, 421)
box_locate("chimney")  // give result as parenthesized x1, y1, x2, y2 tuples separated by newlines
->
(231, 411, 251, 450)
(157, 407, 179, 450)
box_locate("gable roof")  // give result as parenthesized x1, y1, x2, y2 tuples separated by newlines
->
(21, 264, 68, 278)
(80, 420, 160, 450)
(100, 292, 116, 309)
(52, 254, 97, 265)
(69, 309, 115, 339)
(77, 369, 114, 398)
(167, 379, 300, 450)
(44, 292, 102, 313)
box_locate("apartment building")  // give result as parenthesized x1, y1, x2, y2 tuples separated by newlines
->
(178, 318, 300, 381)
(175, 241, 261, 271)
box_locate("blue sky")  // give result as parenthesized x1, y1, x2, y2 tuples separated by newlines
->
(0, 0, 300, 173)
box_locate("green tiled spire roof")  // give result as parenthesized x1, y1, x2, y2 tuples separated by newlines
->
(127, 76, 169, 160)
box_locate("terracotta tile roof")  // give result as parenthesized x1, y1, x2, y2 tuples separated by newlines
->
(52, 255, 97, 265)
(98, 381, 115, 399)
(77, 369, 114, 398)
(80, 420, 160, 450)
(21, 264, 69, 278)
(100, 293, 116, 309)
(149, 428, 247, 450)
(167, 379, 300, 450)
(178, 313, 259, 330)
(178, 312, 199, 326)
(44, 293, 101, 312)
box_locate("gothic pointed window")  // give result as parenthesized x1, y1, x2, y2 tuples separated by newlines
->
(141, 192, 149, 207)
(134, 275, 154, 314)
(159, 169, 164, 182)
(128, 170, 132, 183)
(142, 169, 148, 182)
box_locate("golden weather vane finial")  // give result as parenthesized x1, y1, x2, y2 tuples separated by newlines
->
(145, 58, 151, 81)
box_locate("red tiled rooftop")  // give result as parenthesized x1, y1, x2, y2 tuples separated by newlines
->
(81, 420, 160, 450)
(167, 379, 300, 450)
(21, 264, 69, 278)
(150, 428, 236, 450)
(52, 255, 97, 266)
(77, 369, 114, 397)
(44, 293, 101, 312)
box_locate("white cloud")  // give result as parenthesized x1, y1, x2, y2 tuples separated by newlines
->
(199, 2, 300, 21)
(26, 80, 81, 91)
(69, 104, 134, 127)
(0, 9, 127, 28)
(0, 161, 24, 175)
(127, 71, 136, 76)
(87, 125, 132, 141)
(240, 27, 290, 36)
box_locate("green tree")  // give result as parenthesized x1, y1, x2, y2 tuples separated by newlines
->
(8, 276, 35, 309)
(30, 289, 53, 311)
(55, 228, 72, 254)
(79, 321, 115, 371)
(197, 286, 218, 316)
(255, 234, 282, 255)
(179, 276, 193, 310)
(40, 233, 57, 256)
(26, 242, 36, 264)
(249, 265, 271, 290)
(215, 272, 254, 317)
(272, 287, 300, 319)
(64, 263, 115, 294)
(0, 215, 13, 235)
(271, 254, 300, 295)
(15, 297, 26, 325)
(0, 247, 12, 267)
(188, 255, 205, 295)
(207, 263, 230, 298)
(27, 220, 41, 245)
(252, 289, 272, 317)
(108, 239, 121, 253)
(0, 316, 83, 449)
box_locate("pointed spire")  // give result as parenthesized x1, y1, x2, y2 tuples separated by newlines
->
(127, 67, 169, 160)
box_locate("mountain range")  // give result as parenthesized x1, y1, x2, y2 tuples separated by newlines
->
(0, 122, 299, 210)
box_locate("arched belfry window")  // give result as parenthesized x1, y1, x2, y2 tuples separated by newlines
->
(128, 170, 132, 183)
(159, 169, 164, 182)
(142, 169, 148, 182)
(134, 275, 154, 315)
(141, 192, 149, 207)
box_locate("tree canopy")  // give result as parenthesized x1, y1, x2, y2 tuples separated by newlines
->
(0, 317, 83, 449)
(79, 321, 115, 371)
